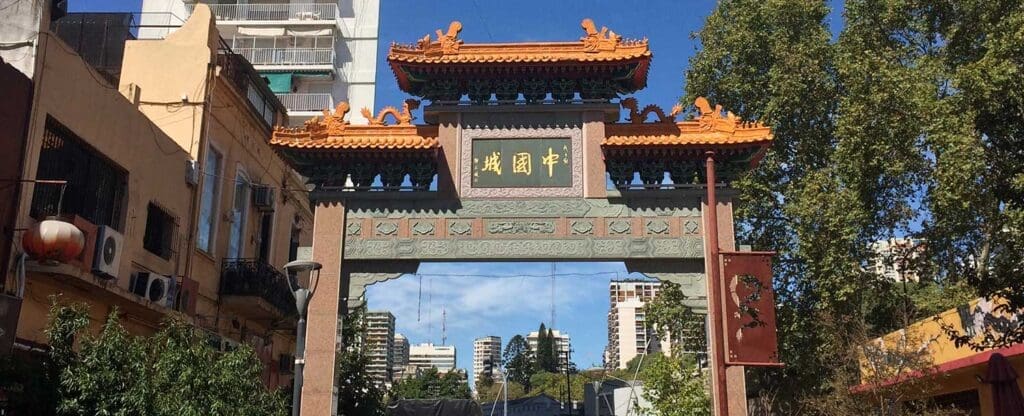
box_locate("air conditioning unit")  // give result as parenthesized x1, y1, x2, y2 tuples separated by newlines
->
(252, 185, 275, 212)
(185, 159, 200, 186)
(92, 225, 124, 279)
(129, 272, 172, 304)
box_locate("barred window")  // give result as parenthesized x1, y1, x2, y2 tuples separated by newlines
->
(31, 116, 126, 229)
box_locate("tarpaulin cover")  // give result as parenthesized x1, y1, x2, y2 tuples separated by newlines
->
(262, 73, 293, 93)
(387, 399, 483, 416)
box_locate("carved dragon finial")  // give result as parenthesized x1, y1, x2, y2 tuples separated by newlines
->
(620, 97, 678, 123)
(694, 97, 738, 132)
(362, 99, 421, 126)
(418, 21, 463, 54)
(580, 18, 621, 52)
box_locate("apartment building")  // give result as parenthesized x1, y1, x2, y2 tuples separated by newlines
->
(138, 0, 379, 125)
(604, 280, 663, 370)
(1, 4, 312, 390)
(392, 333, 410, 379)
(364, 311, 395, 385)
(527, 329, 571, 372)
(473, 335, 502, 382)
(408, 343, 457, 373)
(870, 238, 923, 282)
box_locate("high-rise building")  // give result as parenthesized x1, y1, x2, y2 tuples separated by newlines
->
(392, 333, 410, 379)
(473, 336, 502, 382)
(527, 329, 571, 372)
(604, 280, 708, 370)
(364, 311, 395, 384)
(605, 280, 665, 370)
(871, 238, 923, 282)
(408, 343, 456, 373)
(138, 0, 379, 126)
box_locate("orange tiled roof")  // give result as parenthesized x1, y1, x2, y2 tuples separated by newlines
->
(388, 19, 650, 65)
(270, 101, 440, 151)
(603, 97, 773, 148)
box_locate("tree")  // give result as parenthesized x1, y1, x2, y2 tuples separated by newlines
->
(390, 368, 471, 401)
(42, 302, 287, 416)
(639, 354, 710, 416)
(535, 323, 557, 373)
(502, 335, 535, 390)
(684, 0, 1024, 410)
(336, 308, 386, 416)
(644, 281, 706, 360)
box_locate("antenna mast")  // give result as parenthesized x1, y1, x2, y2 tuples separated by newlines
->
(442, 305, 447, 345)
(550, 262, 556, 328)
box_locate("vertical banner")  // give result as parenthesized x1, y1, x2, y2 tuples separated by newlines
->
(721, 251, 781, 366)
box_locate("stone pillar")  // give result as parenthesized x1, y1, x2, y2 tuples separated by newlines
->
(581, 110, 607, 199)
(302, 201, 346, 416)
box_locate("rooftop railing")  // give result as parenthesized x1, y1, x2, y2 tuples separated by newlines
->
(188, 3, 339, 22)
(234, 47, 335, 66)
(277, 93, 333, 112)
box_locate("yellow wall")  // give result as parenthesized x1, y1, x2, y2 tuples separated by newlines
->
(8, 4, 314, 390)
(862, 298, 1024, 416)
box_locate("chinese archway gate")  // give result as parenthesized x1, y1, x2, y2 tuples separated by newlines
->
(270, 19, 779, 416)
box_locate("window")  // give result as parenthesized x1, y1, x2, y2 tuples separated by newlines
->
(227, 170, 250, 259)
(256, 212, 274, 262)
(143, 203, 175, 259)
(31, 116, 126, 228)
(197, 146, 223, 253)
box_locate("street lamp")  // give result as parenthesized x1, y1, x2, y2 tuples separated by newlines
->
(283, 259, 323, 416)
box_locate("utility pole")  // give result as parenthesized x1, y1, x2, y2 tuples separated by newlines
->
(565, 347, 573, 416)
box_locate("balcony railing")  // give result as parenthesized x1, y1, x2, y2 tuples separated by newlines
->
(234, 47, 334, 66)
(220, 258, 295, 317)
(277, 93, 333, 112)
(189, 3, 339, 22)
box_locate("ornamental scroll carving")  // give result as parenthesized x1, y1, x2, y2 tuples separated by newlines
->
(487, 220, 556, 235)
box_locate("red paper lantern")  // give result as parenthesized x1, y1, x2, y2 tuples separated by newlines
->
(22, 218, 85, 263)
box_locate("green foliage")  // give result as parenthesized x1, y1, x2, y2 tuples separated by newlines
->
(501, 335, 535, 390)
(638, 354, 710, 416)
(475, 379, 527, 404)
(336, 309, 386, 416)
(389, 368, 471, 401)
(43, 302, 286, 416)
(534, 324, 557, 373)
(686, 0, 1024, 411)
(644, 281, 706, 357)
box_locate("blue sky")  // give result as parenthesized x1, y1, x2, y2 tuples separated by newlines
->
(75, 0, 846, 386)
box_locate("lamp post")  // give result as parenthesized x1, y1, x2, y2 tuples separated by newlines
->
(283, 259, 323, 416)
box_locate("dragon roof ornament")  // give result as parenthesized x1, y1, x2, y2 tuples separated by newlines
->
(603, 97, 772, 147)
(270, 101, 439, 151)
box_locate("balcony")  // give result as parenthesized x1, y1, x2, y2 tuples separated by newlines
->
(220, 258, 295, 320)
(278, 93, 333, 112)
(189, 3, 339, 24)
(235, 47, 334, 68)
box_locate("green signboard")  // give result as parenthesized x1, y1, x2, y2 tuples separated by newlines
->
(471, 138, 572, 188)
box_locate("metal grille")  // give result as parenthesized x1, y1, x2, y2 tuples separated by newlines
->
(31, 116, 127, 229)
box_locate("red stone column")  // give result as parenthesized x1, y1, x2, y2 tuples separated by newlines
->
(301, 201, 346, 416)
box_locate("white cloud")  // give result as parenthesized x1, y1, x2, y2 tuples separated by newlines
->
(365, 262, 626, 343)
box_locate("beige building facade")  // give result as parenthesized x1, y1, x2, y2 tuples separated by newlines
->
(4, 3, 312, 391)
(473, 335, 502, 382)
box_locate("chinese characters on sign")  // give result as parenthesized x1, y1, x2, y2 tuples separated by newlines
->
(472, 138, 572, 188)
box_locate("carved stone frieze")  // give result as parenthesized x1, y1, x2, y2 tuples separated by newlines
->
(608, 220, 631, 235)
(486, 220, 556, 235)
(343, 237, 703, 260)
(570, 220, 594, 235)
(684, 219, 700, 234)
(448, 221, 472, 236)
(346, 221, 362, 236)
(345, 198, 702, 219)
(375, 221, 399, 236)
(646, 219, 669, 235)
(411, 221, 436, 236)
